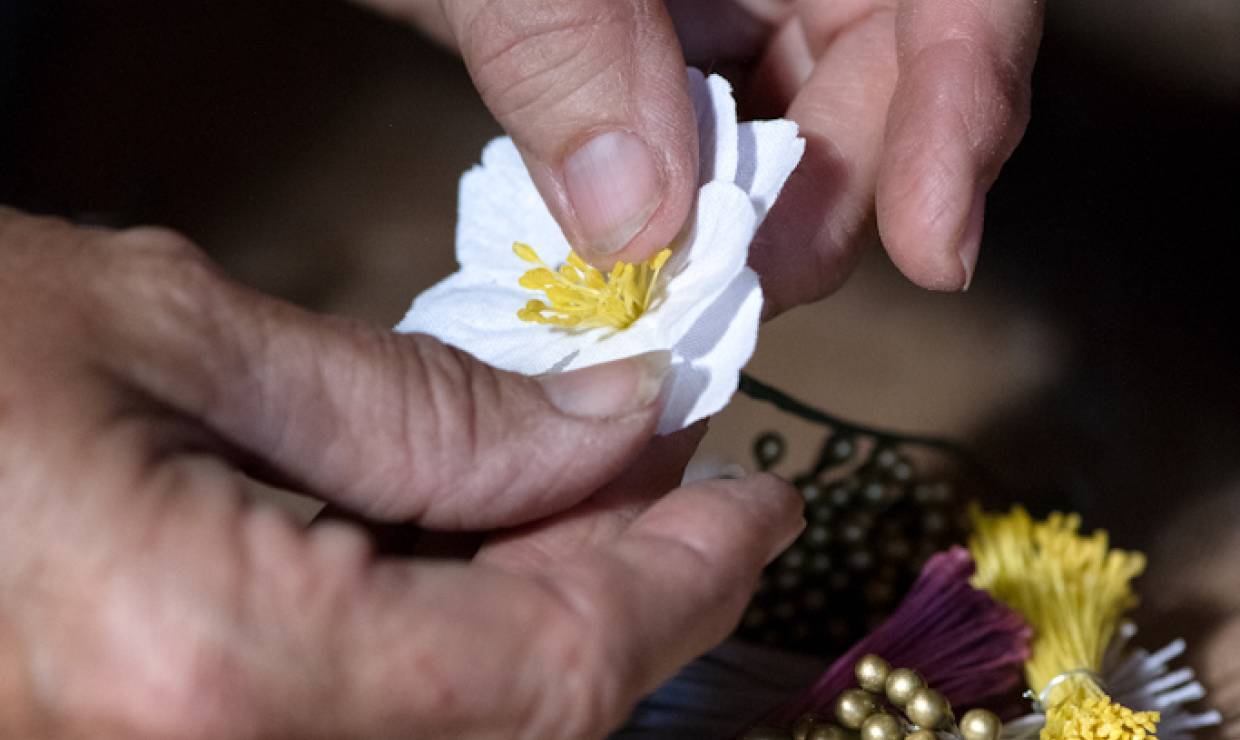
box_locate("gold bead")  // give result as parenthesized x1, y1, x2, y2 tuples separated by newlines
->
(744, 727, 794, 740)
(861, 712, 905, 740)
(793, 714, 825, 740)
(905, 688, 950, 730)
(906, 730, 938, 740)
(959, 709, 1002, 740)
(884, 668, 924, 707)
(836, 688, 878, 729)
(808, 723, 853, 740)
(855, 654, 892, 693)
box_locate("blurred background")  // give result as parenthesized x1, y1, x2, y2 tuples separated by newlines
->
(3, 0, 1239, 730)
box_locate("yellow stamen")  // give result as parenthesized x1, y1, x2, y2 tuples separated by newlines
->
(512, 242, 672, 330)
(969, 507, 1159, 740)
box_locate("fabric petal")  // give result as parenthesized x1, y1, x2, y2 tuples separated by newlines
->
(395, 272, 579, 374)
(659, 268, 763, 433)
(688, 68, 739, 185)
(650, 181, 758, 343)
(456, 137, 573, 282)
(736, 119, 805, 220)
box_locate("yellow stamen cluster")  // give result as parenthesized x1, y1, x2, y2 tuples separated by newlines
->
(969, 507, 1158, 740)
(1048, 690, 1157, 740)
(513, 242, 671, 330)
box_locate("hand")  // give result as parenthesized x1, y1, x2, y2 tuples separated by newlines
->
(362, 0, 1043, 315)
(0, 208, 803, 739)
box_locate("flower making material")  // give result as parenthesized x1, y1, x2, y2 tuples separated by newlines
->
(969, 508, 1160, 740)
(764, 547, 1031, 729)
(1003, 623, 1222, 740)
(396, 69, 805, 433)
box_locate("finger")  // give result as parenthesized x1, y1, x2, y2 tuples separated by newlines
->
(475, 422, 708, 569)
(747, 5, 900, 316)
(877, 0, 1045, 290)
(551, 473, 804, 694)
(329, 473, 803, 738)
(352, 0, 456, 48)
(438, 0, 698, 265)
(91, 228, 670, 529)
(15, 448, 796, 738)
(319, 422, 704, 561)
(664, 0, 791, 63)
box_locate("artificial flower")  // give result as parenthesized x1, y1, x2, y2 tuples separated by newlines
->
(969, 507, 1159, 740)
(396, 69, 805, 433)
(1003, 623, 1221, 740)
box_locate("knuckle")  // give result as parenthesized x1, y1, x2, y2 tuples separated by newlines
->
(103, 226, 220, 300)
(0, 212, 117, 360)
(305, 329, 465, 520)
(111, 225, 206, 260)
(527, 586, 627, 739)
(51, 584, 255, 739)
(113, 655, 249, 740)
(0, 210, 90, 289)
(102, 226, 229, 326)
(386, 336, 511, 515)
(86, 225, 251, 416)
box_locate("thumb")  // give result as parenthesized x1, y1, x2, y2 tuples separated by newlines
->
(441, 0, 699, 264)
(98, 228, 670, 529)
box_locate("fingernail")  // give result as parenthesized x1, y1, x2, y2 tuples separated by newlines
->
(767, 515, 807, 565)
(957, 189, 986, 291)
(564, 131, 663, 254)
(538, 350, 671, 419)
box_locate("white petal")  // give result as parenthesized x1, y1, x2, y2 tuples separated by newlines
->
(688, 68, 738, 185)
(736, 119, 805, 220)
(562, 316, 675, 371)
(659, 268, 763, 434)
(652, 181, 758, 341)
(395, 272, 579, 374)
(456, 137, 573, 282)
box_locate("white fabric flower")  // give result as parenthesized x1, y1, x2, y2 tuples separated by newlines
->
(396, 69, 804, 433)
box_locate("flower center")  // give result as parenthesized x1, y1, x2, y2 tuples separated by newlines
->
(1044, 689, 1159, 740)
(513, 242, 671, 330)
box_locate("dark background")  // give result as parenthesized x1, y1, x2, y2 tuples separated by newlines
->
(4, 0, 1240, 727)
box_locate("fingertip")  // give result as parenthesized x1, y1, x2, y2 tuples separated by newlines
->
(737, 473, 806, 560)
(642, 473, 805, 568)
(957, 189, 986, 291)
(535, 350, 671, 420)
(877, 80, 981, 292)
(445, 0, 699, 269)
(879, 29, 1031, 292)
(563, 130, 666, 257)
(568, 120, 698, 268)
(876, 163, 979, 292)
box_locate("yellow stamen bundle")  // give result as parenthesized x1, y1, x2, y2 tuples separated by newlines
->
(513, 242, 671, 330)
(969, 507, 1159, 740)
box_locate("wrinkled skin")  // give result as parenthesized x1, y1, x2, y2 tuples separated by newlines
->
(370, 0, 1045, 314)
(0, 209, 803, 739)
(1, 1, 1048, 736)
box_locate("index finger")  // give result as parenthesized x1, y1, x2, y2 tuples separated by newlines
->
(877, 0, 1045, 290)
